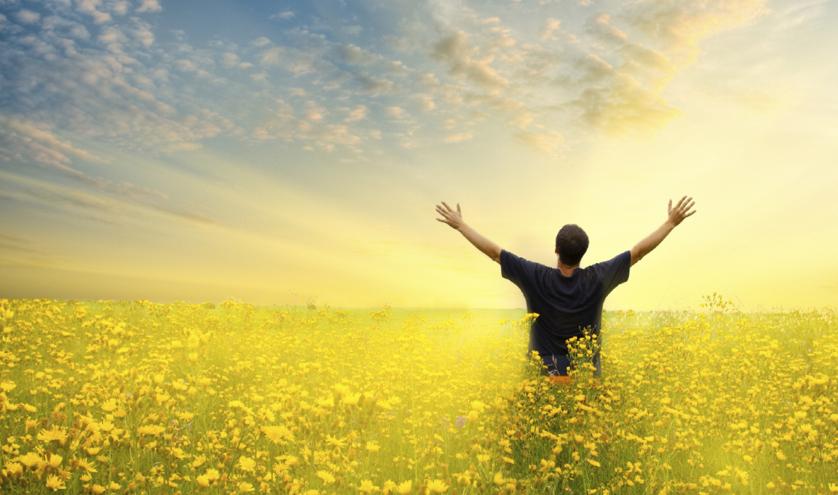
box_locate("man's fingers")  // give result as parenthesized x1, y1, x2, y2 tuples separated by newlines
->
(435, 218, 449, 224)
(435, 205, 448, 216)
(676, 195, 687, 209)
(457, 203, 461, 214)
(685, 210, 696, 218)
(441, 201, 452, 212)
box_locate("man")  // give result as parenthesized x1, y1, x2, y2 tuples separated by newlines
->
(434, 196, 696, 379)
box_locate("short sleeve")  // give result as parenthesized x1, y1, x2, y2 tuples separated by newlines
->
(500, 249, 539, 287)
(591, 250, 631, 295)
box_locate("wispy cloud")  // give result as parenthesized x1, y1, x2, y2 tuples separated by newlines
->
(0, 0, 773, 163)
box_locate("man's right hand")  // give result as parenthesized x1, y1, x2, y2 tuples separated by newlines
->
(667, 196, 696, 227)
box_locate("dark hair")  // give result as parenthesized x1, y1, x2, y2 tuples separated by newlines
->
(555, 224, 588, 266)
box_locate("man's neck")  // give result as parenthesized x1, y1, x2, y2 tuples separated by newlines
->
(557, 262, 578, 277)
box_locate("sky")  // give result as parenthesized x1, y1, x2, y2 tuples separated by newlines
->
(1, 0, 836, 311)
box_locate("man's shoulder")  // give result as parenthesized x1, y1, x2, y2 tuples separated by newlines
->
(502, 250, 550, 269)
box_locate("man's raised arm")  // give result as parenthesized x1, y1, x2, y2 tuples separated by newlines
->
(435, 201, 502, 263)
(630, 196, 696, 266)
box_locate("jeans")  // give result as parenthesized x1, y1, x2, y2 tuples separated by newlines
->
(541, 351, 602, 377)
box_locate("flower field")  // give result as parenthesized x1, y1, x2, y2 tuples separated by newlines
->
(0, 298, 835, 494)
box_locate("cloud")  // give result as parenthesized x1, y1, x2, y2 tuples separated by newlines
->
(0, 116, 104, 168)
(251, 98, 365, 155)
(113, 1, 130, 16)
(260, 47, 282, 66)
(514, 129, 564, 154)
(0, 234, 49, 257)
(132, 23, 154, 48)
(221, 51, 239, 68)
(0, 117, 193, 213)
(252, 36, 271, 48)
(354, 73, 394, 95)
(417, 94, 436, 111)
(0, 0, 773, 166)
(69, 23, 91, 40)
(77, 0, 112, 24)
(305, 101, 326, 122)
(0, 4, 253, 163)
(345, 105, 368, 122)
(0, 167, 222, 231)
(431, 31, 508, 90)
(16, 9, 41, 24)
(572, 75, 680, 133)
(270, 10, 295, 21)
(541, 18, 561, 40)
(623, 0, 767, 61)
(386, 106, 405, 119)
(136, 0, 163, 14)
(337, 43, 375, 65)
(444, 132, 473, 143)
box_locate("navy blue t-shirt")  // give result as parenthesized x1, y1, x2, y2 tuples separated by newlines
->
(500, 249, 631, 357)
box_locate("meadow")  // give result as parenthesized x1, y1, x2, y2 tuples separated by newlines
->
(0, 297, 835, 494)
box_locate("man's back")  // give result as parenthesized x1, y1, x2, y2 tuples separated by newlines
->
(499, 249, 631, 358)
(434, 196, 696, 376)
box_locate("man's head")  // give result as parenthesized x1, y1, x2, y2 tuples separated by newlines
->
(555, 224, 589, 267)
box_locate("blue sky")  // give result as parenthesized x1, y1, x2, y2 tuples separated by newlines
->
(1, 0, 836, 309)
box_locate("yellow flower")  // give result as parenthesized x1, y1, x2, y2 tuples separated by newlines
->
(101, 398, 118, 412)
(238, 455, 256, 472)
(91, 484, 106, 494)
(261, 425, 294, 444)
(426, 479, 448, 493)
(76, 458, 97, 473)
(382, 480, 397, 493)
(37, 426, 68, 445)
(316, 470, 336, 485)
(45, 474, 66, 491)
(137, 424, 165, 437)
(366, 440, 381, 453)
(48, 454, 63, 468)
(358, 479, 378, 493)
(3, 461, 23, 476)
(396, 480, 412, 494)
(238, 481, 255, 493)
(493, 472, 505, 485)
(587, 458, 601, 468)
(196, 474, 210, 488)
(205, 468, 220, 482)
(18, 451, 43, 468)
